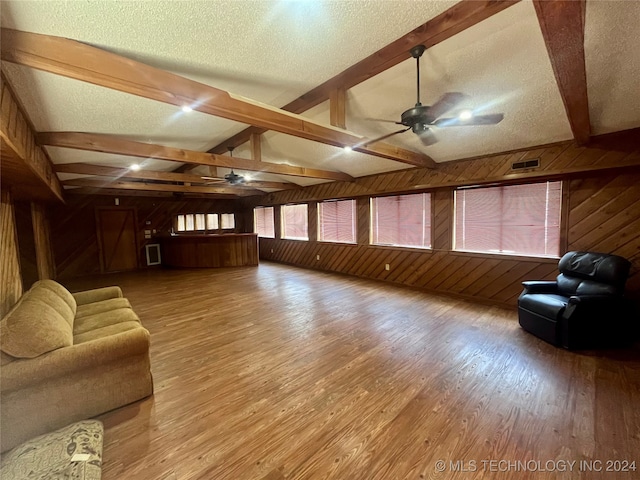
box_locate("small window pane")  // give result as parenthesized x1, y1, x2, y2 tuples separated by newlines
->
(206, 214, 218, 230)
(185, 214, 195, 231)
(177, 215, 186, 232)
(221, 213, 235, 229)
(195, 214, 205, 230)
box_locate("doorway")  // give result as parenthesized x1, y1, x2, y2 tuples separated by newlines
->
(96, 207, 139, 273)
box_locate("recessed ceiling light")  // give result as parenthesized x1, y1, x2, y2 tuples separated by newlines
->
(181, 105, 193, 113)
(459, 110, 473, 120)
(344, 146, 352, 152)
(129, 164, 141, 171)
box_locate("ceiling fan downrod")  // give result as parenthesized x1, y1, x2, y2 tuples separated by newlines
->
(410, 45, 426, 107)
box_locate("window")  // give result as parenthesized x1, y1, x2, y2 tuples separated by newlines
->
(176, 213, 222, 233)
(454, 181, 562, 257)
(206, 214, 218, 230)
(254, 206, 275, 238)
(318, 199, 356, 244)
(220, 213, 235, 230)
(281, 204, 308, 240)
(371, 193, 431, 249)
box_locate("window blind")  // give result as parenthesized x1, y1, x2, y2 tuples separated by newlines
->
(318, 199, 356, 244)
(371, 193, 431, 249)
(254, 207, 275, 238)
(281, 204, 308, 240)
(454, 181, 562, 257)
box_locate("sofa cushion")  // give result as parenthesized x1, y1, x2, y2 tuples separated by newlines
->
(75, 297, 132, 320)
(36, 280, 77, 317)
(73, 321, 144, 345)
(74, 308, 140, 335)
(27, 285, 76, 329)
(0, 296, 73, 359)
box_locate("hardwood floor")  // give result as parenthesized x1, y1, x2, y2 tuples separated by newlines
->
(64, 262, 640, 480)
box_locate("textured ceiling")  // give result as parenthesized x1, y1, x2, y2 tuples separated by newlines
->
(1, 0, 639, 193)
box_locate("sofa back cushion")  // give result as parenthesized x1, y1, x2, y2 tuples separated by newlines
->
(0, 283, 74, 359)
(37, 280, 77, 318)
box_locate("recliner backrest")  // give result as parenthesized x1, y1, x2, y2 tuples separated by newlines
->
(556, 251, 631, 296)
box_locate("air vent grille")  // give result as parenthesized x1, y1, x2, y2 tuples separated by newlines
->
(512, 158, 540, 170)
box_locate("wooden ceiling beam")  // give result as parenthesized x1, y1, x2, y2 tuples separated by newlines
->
(62, 177, 260, 196)
(208, 0, 520, 154)
(38, 132, 353, 181)
(53, 162, 300, 190)
(1, 27, 432, 168)
(533, 0, 590, 145)
(329, 88, 346, 129)
(249, 132, 262, 162)
(65, 187, 230, 199)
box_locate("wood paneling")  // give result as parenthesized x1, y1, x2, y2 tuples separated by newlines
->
(0, 72, 63, 203)
(249, 134, 640, 308)
(567, 174, 640, 302)
(161, 234, 258, 268)
(0, 191, 23, 316)
(57, 265, 640, 480)
(30, 202, 56, 280)
(96, 207, 139, 273)
(49, 195, 248, 279)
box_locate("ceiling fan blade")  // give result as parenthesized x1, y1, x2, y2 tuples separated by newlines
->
(361, 127, 411, 147)
(434, 113, 504, 127)
(363, 117, 403, 124)
(427, 92, 466, 120)
(416, 128, 438, 146)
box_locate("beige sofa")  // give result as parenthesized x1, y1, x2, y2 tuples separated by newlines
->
(0, 280, 153, 453)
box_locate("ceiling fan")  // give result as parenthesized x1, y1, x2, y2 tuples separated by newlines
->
(365, 45, 504, 147)
(201, 146, 246, 185)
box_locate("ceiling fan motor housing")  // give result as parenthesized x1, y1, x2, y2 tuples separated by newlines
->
(401, 104, 435, 127)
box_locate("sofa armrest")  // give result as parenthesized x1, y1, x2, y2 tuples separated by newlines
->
(521, 281, 558, 294)
(72, 286, 123, 305)
(0, 326, 149, 392)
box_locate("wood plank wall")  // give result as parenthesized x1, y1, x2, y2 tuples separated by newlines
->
(0, 72, 63, 202)
(0, 190, 23, 316)
(247, 132, 640, 308)
(47, 195, 250, 279)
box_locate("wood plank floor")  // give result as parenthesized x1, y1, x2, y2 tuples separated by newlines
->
(64, 262, 640, 480)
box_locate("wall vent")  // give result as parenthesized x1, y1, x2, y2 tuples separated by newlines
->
(512, 158, 540, 170)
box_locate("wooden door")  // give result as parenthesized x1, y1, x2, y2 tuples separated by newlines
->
(96, 207, 139, 273)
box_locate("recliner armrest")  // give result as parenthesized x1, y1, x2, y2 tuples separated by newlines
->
(521, 281, 558, 294)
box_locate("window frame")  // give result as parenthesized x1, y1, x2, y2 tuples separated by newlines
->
(254, 206, 275, 238)
(281, 203, 309, 241)
(370, 192, 432, 250)
(318, 199, 357, 244)
(452, 180, 563, 259)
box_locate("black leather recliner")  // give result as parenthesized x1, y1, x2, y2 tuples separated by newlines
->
(518, 251, 634, 349)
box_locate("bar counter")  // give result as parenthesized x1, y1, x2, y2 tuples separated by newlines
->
(161, 233, 258, 268)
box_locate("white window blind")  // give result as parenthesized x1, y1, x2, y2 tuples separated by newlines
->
(194, 214, 205, 230)
(177, 214, 186, 232)
(454, 181, 562, 257)
(206, 214, 218, 230)
(254, 207, 275, 238)
(318, 199, 356, 244)
(371, 193, 431, 249)
(281, 204, 308, 240)
(220, 213, 235, 229)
